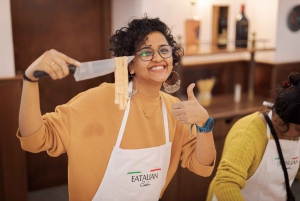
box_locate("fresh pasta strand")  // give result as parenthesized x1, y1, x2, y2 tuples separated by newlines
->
(118, 58, 124, 95)
(114, 57, 122, 104)
(118, 57, 125, 110)
(123, 56, 129, 109)
(114, 56, 130, 110)
(119, 94, 124, 110)
(123, 56, 129, 99)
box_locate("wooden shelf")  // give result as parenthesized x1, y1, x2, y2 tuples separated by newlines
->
(183, 47, 275, 56)
(0, 75, 23, 81)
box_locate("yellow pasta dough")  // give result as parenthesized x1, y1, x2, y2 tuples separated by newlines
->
(114, 56, 129, 110)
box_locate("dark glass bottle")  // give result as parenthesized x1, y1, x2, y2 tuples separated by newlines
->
(235, 5, 249, 48)
(217, 7, 228, 48)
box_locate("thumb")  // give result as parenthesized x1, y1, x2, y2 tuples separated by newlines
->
(187, 83, 196, 100)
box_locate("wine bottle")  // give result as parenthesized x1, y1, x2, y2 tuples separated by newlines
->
(217, 7, 228, 49)
(235, 4, 249, 48)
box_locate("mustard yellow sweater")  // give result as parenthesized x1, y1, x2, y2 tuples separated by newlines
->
(17, 83, 214, 201)
(206, 112, 300, 201)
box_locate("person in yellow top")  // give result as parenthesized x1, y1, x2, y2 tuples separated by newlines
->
(17, 15, 216, 201)
(207, 72, 300, 201)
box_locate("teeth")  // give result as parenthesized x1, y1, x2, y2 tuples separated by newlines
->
(151, 66, 164, 70)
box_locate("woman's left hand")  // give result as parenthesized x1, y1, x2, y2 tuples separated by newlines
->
(172, 83, 209, 126)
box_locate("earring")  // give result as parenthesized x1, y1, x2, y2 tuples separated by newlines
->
(163, 71, 181, 93)
(129, 73, 137, 98)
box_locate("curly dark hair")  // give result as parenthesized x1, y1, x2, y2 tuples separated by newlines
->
(271, 72, 300, 132)
(109, 15, 184, 80)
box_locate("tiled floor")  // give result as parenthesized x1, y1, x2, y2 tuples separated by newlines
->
(28, 180, 300, 201)
(29, 184, 69, 201)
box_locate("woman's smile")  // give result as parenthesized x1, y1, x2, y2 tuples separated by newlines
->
(149, 65, 165, 71)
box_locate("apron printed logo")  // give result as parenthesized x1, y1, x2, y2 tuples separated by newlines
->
(127, 168, 161, 187)
(275, 157, 298, 169)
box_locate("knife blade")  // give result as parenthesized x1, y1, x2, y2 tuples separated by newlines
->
(33, 56, 135, 81)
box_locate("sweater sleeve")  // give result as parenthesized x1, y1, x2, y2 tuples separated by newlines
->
(16, 83, 113, 157)
(17, 104, 71, 157)
(214, 130, 256, 201)
(180, 124, 215, 177)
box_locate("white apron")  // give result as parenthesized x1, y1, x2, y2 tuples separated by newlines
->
(213, 111, 300, 201)
(92, 82, 172, 201)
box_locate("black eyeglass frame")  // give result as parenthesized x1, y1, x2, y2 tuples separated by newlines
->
(135, 45, 174, 61)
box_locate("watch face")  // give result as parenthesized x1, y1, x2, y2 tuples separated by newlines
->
(205, 117, 214, 131)
(209, 121, 214, 130)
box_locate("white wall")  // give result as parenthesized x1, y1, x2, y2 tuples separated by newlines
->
(246, 0, 278, 62)
(112, 0, 143, 34)
(1, 0, 299, 77)
(0, 0, 15, 77)
(274, 0, 300, 63)
(112, 0, 300, 64)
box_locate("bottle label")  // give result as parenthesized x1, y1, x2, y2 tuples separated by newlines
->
(240, 21, 248, 26)
(218, 29, 227, 45)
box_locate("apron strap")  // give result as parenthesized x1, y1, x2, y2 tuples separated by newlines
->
(262, 112, 295, 201)
(266, 111, 272, 139)
(161, 96, 170, 143)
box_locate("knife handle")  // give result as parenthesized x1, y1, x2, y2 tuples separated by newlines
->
(33, 65, 76, 78)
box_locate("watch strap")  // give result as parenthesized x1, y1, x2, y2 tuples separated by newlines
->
(190, 117, 214, 134)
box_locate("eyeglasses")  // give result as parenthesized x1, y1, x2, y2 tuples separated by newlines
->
(136, 45, 173, 61)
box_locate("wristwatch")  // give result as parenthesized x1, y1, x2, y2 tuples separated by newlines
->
(191, 117, 214, 134)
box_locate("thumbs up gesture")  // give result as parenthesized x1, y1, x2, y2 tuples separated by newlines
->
(172, 83, 209, 125)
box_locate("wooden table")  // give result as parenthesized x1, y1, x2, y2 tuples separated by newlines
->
(206, 93, 269, 119)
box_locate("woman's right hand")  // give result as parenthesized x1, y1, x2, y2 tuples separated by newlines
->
(24, 49, 81, 81)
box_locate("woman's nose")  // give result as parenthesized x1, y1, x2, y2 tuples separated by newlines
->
(152, 51, 163, 62)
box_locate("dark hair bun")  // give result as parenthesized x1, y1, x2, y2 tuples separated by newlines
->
(288, 72, 300, 87)
(274, 71, 300, 127)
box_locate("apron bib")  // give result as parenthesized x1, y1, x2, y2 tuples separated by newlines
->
(92, 82, 172, 201)
(213, 111, 300, 201)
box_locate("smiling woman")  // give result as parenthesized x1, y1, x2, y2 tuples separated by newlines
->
(17, 15, 216, 201)
(127, 31, 175, 95)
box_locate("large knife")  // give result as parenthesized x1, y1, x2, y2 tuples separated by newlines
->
(33, 56, 135, 81)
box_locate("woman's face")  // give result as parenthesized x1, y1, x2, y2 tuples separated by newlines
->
(131, 31, 173, 86)
(274, 117, 300, 140)
(278, 123, 300, 139)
